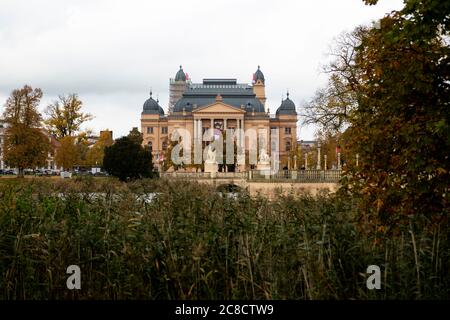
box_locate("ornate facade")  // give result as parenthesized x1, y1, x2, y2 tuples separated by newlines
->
(140, 66, 298, 171)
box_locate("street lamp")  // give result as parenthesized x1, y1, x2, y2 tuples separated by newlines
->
(304, 152, 308, 170)
(316, 142, 321, 170)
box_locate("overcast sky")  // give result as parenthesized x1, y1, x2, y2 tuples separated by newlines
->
(0, 0, 404, 140)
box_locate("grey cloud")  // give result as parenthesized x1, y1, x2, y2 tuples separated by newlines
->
(0, 0, 404, 139)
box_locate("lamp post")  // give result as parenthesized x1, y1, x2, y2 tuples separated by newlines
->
(316, 143, 321, 170)
(337, 152, 341, 170)
(304, 152, 308, 170)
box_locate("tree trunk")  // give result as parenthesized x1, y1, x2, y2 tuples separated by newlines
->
(18, 167, 24, 178)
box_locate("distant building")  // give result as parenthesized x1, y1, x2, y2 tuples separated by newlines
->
(141, 66, 299, 171)
(298, 140, 316, 152)
(86, 130, 113, 146)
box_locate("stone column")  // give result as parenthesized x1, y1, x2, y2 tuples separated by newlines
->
(324, 155, 327, 170)
(224, 118, 227, 130)
(194, 119, 198, 142)
(210, 118, 214, 139)
(194, 119, 203, 165)
(237, 118, 241, 148)
(356, 154, 359, 167)
(241, 118, 245, 149)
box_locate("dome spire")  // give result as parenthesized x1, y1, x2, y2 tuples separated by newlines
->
(175, 65, 187, 81)
(276, 89, 297, 116)
(254, 65, 265, 84)
(143, 89, 164, 115)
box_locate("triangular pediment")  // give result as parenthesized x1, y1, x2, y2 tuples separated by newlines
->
(192, 102, 246, 114)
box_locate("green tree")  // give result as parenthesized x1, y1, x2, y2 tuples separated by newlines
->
(103, 136, 153, 181)
(44, 93, 93, 139)
(127, 127, 143, 145)
(2, 85, 51, 177)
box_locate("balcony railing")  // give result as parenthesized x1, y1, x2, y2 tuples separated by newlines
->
(159, 170, 342, 183)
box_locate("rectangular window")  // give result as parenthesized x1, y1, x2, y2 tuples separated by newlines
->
(161, 127, 168, 134)
(285, 127, 291, 135)
(147, 127, 153, 134)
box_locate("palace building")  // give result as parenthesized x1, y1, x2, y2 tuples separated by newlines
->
(140, 66, 298, 171)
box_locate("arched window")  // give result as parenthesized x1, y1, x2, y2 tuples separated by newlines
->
(286, 141, 291, 152)
(148, 141, 153, 153)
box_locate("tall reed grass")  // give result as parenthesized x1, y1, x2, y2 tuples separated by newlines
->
(0, 178, 448, 299)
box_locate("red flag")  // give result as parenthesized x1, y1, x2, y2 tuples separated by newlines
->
(185, 73, 189, 80)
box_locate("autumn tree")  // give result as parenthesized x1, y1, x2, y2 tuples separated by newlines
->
(307, 0, 449, 227)
(314, 130, 343, 169)
(55, 136, 77, 171)
(74, 130, 93, 166)
(2, 85, 51, 177)
(302, 27, 367, 133)
(347, 11, 448, 226)
(86, 130, 113, 167)
(44, 93, 93, 139)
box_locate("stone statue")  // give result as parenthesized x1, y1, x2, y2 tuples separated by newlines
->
(204, 145, 218, 174)
(206, 145, 216, 163)
(259, 148, 270, 164)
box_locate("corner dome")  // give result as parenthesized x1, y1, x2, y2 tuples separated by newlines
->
(276, 92, 297, 115)
(175, 65, 186, 82)
(253, 65, 265, 84)
(143, 91, 164, 115)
